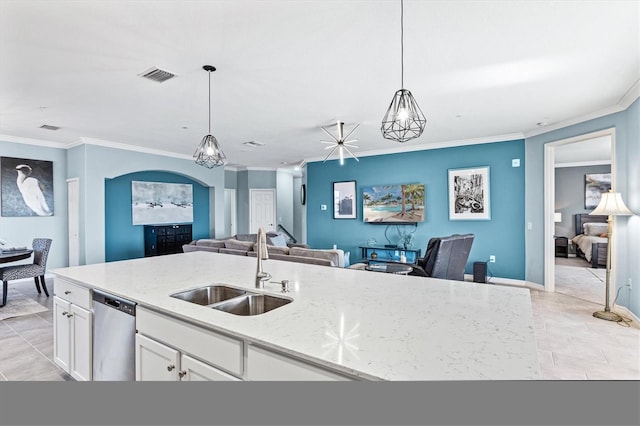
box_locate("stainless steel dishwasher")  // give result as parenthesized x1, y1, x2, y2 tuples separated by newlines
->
(92, 290, 137, 381)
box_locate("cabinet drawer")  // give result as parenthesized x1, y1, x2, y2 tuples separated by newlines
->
(54, 278, 91, 310)
(246, 344, 353, 381)
(137, 307, 243, 376)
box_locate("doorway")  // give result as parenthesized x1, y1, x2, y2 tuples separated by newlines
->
(224, 189, 237, 237)
(249, 189, 276, 233)
(544, 129, 615, 301)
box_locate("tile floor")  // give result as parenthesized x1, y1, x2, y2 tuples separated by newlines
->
(0, 273, 638, 381)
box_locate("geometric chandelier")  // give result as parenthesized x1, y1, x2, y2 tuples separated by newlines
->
(194, 65, 227, 168)
(381, 0, 426, 143)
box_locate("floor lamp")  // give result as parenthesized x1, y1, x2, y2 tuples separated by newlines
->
(589, 190, 635, 322)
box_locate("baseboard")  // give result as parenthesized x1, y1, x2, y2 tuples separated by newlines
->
(613, 304, 640, 324)
(463, 274, 536, 289)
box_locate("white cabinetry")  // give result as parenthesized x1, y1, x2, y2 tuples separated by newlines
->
(135, 307, 242, 381)
(53, 279, 92, 381)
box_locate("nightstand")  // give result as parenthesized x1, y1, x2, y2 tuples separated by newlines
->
(555, 236, 568, 258)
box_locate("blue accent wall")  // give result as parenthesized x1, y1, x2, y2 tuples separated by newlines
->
(307, 139, 526, 279)
(105, 171, 210, 262)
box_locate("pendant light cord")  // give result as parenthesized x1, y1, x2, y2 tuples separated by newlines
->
(401, 0, 404, 89)
(208, 70, 211, 134)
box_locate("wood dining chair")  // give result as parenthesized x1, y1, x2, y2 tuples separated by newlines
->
(0, 238, 52, 307)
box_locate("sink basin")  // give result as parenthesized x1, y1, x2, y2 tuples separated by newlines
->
(211, 294, 292, 316)
(170, 285, 246, 306)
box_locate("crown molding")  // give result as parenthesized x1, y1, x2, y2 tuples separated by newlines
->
(0, 133, 70, 149)
(305, 132, 525, 164)
(78, 137, 192, 161)
(617, 79, 640, 109)
(523, 104, 625, 139)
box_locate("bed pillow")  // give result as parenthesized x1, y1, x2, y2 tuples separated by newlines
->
(583, 222, 608, 236)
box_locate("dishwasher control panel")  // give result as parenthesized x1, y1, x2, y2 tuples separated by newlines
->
(93, 290, 136, 316)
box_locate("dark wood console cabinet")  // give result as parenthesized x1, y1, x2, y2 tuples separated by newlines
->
(144, 224, 192, 257)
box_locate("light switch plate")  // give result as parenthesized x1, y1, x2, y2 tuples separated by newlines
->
(512, 158, 520, 167)
(321, 204, 327, 211)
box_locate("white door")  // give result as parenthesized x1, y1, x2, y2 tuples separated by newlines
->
(53, 296, 71, 372)
(135, 334, 180, 381)
(70, 304, 92, 381)
(224, 189, 237, 237)
(67, 178, 80, 267)
(250, 189, 276, 233)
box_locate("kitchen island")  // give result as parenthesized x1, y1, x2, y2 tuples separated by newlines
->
(51, 251, 540, 380)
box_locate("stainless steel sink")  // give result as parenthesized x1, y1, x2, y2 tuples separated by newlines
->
(170, 285, 246, 306)
(211, 293, 292, 316)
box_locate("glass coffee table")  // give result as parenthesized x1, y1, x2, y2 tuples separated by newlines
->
(365, 263, 413, 275)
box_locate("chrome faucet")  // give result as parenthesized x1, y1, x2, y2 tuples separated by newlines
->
(255, 228, 271, 288)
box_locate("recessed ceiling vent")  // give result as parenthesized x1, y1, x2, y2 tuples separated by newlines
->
(243, 141, 265, 147)
(39, 124, 60, 131)
(138, 67, 177, 83)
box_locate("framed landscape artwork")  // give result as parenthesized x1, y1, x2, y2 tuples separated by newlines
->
(1, 156, 54, 217)
(584, 173, 611, 209)
(362, 183, 425, 223)
(131, 181, 193, 225)
(333, 181, 356, 219)
(448, 166, 490, 220)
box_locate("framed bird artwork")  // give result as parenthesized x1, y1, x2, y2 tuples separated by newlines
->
(1, 156, 54, 217)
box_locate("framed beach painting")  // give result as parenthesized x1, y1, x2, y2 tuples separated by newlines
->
(362, 183, 425, 223)
(333, 181, 356, 219)
(585, 173, 611, 209)
(448, 166, 490, 220)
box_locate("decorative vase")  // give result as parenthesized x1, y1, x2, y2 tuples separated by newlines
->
(371, 251, 378, 260)
(367, 238, 377, 246)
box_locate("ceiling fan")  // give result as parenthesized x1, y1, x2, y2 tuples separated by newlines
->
(320, 121, 360, 165)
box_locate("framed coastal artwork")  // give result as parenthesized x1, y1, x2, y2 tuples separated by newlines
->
(362, 183, 425, 223)
(584, 173, 611, 209)
(131, 181, 193, 225)
(448, 166, 490, 220)
(1, 156, 54, 217)
(333, 180, 356, 219)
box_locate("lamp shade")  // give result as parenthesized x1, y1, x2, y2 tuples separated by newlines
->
(590, 191, 634, 216)
(554, 212, 562, 223)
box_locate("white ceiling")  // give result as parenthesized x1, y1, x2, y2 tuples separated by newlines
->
(1, 0, 638, 169)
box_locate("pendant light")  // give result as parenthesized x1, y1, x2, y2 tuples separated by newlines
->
(381, 0, 426, 143)
(194, 65, 227, 168)
(320, 121, 360, 166)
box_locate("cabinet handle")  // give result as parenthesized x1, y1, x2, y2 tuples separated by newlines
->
(62, 311, 68, 316)
(178, 370, 186, 378)
(66, 313, 73, 318)
(64, 290, 71, 295)
(167, 364, 175, 371)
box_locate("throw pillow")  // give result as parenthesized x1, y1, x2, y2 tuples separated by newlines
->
(268, 234, 288, 247)
(224, 240, 255, 251)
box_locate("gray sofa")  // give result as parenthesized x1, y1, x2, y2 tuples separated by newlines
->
(183, 234, 346, 268)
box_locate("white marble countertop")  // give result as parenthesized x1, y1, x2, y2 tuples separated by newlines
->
(51, 251, 540, 380)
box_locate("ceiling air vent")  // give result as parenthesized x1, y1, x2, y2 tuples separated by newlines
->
(138, 67, 177, 83)
(243, 141, 265, 147)
(39, 124, 60, 131)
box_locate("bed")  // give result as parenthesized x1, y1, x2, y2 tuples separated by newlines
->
(572, 213, 608, 268)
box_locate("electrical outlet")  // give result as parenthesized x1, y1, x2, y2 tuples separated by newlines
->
(321, 204, 327, 211)
(489, 255, 496, 263)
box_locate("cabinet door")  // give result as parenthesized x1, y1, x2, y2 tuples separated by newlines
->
(180, 354, 240, 381)
(135, 334, 180, 381)
(53, 296, 71, 372)
(70, 304, 92, 381)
